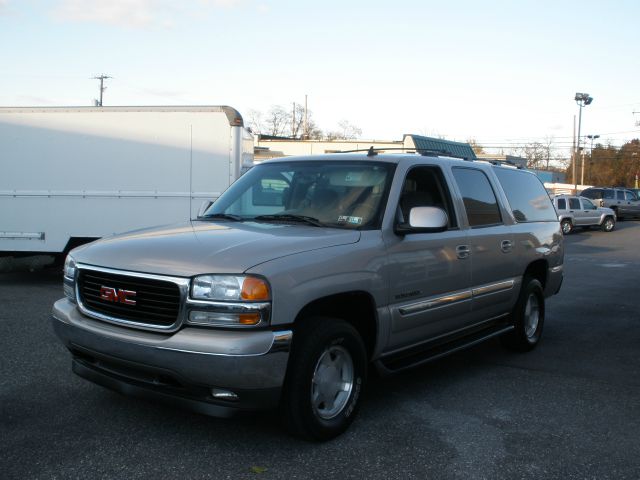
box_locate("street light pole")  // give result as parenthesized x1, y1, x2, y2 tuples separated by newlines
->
(574, 92, 593, 193)
(586, 134, 600, 185)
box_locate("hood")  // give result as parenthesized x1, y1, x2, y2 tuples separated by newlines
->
(72, 221, 360, 277)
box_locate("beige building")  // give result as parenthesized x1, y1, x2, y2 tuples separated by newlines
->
(254, 134, 477, 161)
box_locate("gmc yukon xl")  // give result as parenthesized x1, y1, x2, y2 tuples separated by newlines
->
(52, 153, 564, 440)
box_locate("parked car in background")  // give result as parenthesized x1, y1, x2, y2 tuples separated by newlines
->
(553, 195, 616, 234)
(580, 187, 640, 220)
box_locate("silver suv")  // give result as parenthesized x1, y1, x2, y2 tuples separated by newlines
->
(52, 153, 564, 440)
(553, 195, 616, 234)
(580, 187, 640, 219)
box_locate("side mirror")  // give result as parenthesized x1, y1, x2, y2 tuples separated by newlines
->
(197, 200, 215, 218)
(395, 207, 449, 235)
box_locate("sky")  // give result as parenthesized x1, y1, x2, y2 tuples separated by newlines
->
(1, 0, 639, 157)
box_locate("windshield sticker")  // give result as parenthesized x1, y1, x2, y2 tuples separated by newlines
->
(337, 215, 363, 225)
(344, 172, 363, 183)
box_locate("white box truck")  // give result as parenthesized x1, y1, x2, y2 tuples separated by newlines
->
(0, 106, 254, 254)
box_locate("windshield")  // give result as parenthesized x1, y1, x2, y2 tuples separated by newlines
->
(202, 161, 396, 229)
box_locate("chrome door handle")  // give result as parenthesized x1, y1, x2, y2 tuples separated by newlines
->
(501, 240, 513, 253)
(456, 245, 470, 259)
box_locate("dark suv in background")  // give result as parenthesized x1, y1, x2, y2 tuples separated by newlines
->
(580, 187, 640, 219)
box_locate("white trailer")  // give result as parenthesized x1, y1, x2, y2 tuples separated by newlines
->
(0, 106, 254, 254)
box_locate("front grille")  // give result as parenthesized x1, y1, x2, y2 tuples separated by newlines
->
(77, 269, 182, 328)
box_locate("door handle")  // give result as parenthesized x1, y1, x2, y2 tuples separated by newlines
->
(456, 245, 470, 259)
(501, 240, 513, 253)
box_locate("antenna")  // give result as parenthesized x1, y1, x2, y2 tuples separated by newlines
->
(367, 146, 377, 157)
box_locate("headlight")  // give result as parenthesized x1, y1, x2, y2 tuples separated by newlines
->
(188, 275, 271, 327)
(63, 255, 76, 301)
(191, 275, 270, 302)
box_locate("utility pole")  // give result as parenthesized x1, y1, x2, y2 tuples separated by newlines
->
(93, 74, 111, 106)
(292, 102, 296, 138)
(304, 94, 308, 140)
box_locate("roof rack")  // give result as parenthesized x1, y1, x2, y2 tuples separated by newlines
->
(336, 146, 470, 161)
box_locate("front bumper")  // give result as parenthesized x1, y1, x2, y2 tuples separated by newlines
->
(51, 298, 292, 415)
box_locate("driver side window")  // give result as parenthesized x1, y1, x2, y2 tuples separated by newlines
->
(398, 166, 457, 228)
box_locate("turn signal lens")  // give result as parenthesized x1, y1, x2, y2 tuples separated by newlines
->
(241, 277, 270, 301)
(239, 313, 261, 325)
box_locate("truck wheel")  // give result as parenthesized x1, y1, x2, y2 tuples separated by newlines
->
(601, 216, 615, 232)
(280, 317, 367, 441)
(501, 277, 545, 352)
(560, 219, 572, 235)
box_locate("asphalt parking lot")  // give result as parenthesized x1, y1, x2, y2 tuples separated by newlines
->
(2, 222, 639, 480)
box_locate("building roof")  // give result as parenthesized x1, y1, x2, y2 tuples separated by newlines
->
(406, 134, 477, 160)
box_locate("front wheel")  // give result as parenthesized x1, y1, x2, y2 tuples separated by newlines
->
(280, 317, 367, 441)
(501, 277, 545, 352)
(560, 219, 572, 235)
(601, 216, 615, 232)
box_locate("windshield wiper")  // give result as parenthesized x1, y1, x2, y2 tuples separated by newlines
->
(253, 214, 324, 227)
(198, 213, 243, 221)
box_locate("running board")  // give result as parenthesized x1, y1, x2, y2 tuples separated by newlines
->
(377, 324, 514, 373)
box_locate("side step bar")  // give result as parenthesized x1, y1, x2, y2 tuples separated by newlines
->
(377, 324, 514, 374)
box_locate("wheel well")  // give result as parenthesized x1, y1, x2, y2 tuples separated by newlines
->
(523, 260, 548, 289)
(295, 292, 377, 360)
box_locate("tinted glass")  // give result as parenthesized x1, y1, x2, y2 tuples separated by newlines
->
(452, 168, 502, 227)
(569, 198, 581, 209)
(625, 191, 636, 201)
(582, 189, 601, 199)
(205, 161, 395, 229)
(493, 168, 557, 222)
(603, 190, 614, 199)
(616, 190, 625, 200)
(582, 198, 596, 209)
(556, 198, 566, 210)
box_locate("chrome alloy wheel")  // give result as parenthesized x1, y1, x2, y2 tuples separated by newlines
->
(524, 293, 541, 338)
(311, 345, 354, 420)
(561, 220, 572, 234)
(604, 218, 614, 231)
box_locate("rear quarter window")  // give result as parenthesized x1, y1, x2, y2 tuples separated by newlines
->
(493, 168, 557, 222)
(556, 198, 566, 210)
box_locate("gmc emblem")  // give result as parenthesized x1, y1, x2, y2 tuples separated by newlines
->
(99, 286, 137, 305)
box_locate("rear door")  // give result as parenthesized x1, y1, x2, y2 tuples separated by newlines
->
(568, 197, 585, 225)
(451, 167, 516, 321)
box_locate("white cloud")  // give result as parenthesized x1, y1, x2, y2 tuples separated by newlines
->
(52, 0, 247, 28)
(54, 0, 163, 27)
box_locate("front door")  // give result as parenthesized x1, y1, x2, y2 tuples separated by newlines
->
(384, 165, 472, 351)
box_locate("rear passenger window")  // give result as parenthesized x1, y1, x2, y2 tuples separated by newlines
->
(616, 190, 625, 200)
(556, 198, 566, 210)
(493, 168, 557, 222)
(603, 190, 614, 199)
(452, 168, 501, 227)
(569, 198, 581, 209)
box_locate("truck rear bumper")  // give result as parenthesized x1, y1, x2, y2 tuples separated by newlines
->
(51, 298, 292, 415)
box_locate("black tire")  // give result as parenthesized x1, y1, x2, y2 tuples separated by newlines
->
(601, 216, 615, 232)
(501, 277, 545, 352)
(560, 219, 573, 235)
(280, 317, 367, 441)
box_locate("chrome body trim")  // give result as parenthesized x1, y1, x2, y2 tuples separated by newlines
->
(399, 290, 473, 315)
(550, 265, 563, 273)
(398, 279, 516, 316)
(471, 279, 515, 297)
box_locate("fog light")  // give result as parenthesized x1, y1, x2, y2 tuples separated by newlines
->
(211, 388, 238, 401)
(63, 281, 76, 301)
